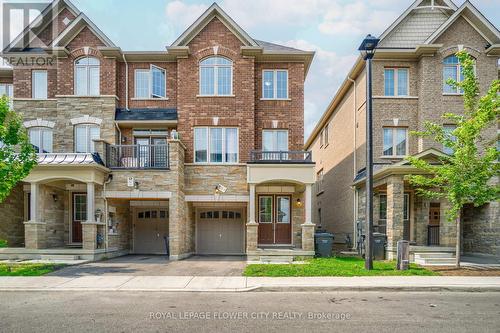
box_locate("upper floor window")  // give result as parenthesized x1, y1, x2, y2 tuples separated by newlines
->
(443, 124, 457, 155)
(29, 127, 53, 153)
(443, 55, 464, 94)
(0, 83, 13, 108)
(383, 127, 407, 157)
(32, 70, 47, 99)
(316, 169, 324, 195)
(194, 127, 238, 163)
(262, 130, 288, 152)
(75, 57, 100, 96)
(384, 68, 408, 96)
(323, 123, 329, 146)
(262, 70, 288, 99)
(199, 56, 232, 96)
(135, 65, 166, 99)
(74, 124, 100, 153)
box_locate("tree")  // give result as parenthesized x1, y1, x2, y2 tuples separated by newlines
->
(0, 96, 37, 203)
(406, 50, 499, 268)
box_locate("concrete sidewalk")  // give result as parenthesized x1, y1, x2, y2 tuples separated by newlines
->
(1, 275, 500, 292)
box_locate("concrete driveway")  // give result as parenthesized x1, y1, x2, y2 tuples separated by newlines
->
(48, 255, 246, 277)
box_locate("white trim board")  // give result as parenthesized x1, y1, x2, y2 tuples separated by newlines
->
(185, 195, 249, 202)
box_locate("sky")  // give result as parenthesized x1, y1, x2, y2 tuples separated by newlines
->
(18, 0, 500, 138)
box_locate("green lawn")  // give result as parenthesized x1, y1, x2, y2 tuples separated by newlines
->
(0, 263, 64, 276)
(244, 256, 439, 277)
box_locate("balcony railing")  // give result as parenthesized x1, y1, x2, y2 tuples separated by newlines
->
(249, 150, 313, 164)
(105, 144, 169, 169)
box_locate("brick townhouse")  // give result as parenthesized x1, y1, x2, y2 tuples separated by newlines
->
(0, 0, 316, 262)
(305, 0, 499, 263)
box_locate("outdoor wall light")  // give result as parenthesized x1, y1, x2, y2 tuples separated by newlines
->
(52, 194, 58, 202)
(295, 198, 302, 208)
(134, 181, 139, 190)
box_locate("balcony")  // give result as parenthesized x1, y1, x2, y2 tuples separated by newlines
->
(248, 150, 313, 164)
(105, 144, 169, 169)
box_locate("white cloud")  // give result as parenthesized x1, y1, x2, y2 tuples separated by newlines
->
(165, 0, 209, 33)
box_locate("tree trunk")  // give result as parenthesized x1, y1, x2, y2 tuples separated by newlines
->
(455, 214, 461, 268)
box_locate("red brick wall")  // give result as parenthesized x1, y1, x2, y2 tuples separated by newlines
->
(176, 17, 256, 163)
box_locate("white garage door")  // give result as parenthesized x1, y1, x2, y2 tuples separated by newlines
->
(197, 209, 244, 255)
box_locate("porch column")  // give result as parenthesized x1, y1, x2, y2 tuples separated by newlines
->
(386, 176, 405, 259)
(246, 184, 258, 252)
(301, 184, 315, 251)
(24, 182, 46, 249)
(82, 182, 99, 250)
(86, 182, 95, 223)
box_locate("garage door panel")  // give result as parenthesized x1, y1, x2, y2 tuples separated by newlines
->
(197, 209, 244, 255)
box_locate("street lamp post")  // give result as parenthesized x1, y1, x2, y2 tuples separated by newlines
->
(358, 34, 379, 270)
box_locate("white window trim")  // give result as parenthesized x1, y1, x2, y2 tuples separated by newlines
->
(193, 127, 239, 164)
(28, 126, 53, 153)
(262, 129, 289, 151)
(261, 69, 289, 100)
(23, 118, 55, 129)
(74, 123, 100, 153)
(74, 57, 100, 96)
(384, 67, 409, 97)
(70, 115, 102, 126)
(133, 65, 168, 100)
(382, 127, 408, 158)
(31, 70, 48, 100)
(198, 57, 233, 97)
(316, 169, 324, 195)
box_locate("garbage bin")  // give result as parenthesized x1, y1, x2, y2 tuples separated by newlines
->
(372, 232, 387, 260)
(315, 232, 334, 257)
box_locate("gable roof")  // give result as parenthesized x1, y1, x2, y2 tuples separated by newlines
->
(51, 13, 116, 47)
(424, 1, 500, 45)
(394, 148, 449, 166)
(3, 0, 81, 52)
(171, 2, 258, 47)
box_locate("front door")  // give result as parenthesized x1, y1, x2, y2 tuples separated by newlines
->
(72, 193, 86, 243)
(152, 138, 167, 168)
(258, 195, 292, 245)
(134, 208, 169, 254)
(428, 203, 440, 245)
(135, 138, 150, 168)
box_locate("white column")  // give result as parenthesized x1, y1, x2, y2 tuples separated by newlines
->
(86, 182, 95, 223)
(249, 184, 256, 223)
(305, 184, 313, 224)
(30, 183, 39, 222)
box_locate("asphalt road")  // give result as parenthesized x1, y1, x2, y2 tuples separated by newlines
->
(1, 291, 499, 333)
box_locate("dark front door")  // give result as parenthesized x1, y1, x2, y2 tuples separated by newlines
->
(72, 193, 86, 243)
(428, 203, 440, 245)
(258, 195, 292, 245)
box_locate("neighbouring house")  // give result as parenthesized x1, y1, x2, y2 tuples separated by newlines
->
(305, 0, 499, 263)
(0, 0, 316, 262)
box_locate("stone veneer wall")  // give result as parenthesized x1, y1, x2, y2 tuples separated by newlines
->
(184, 165, 248, 195)
(107, 199, 131, 251)
(463, 202, 500, 257)
(42, 185, 66, 248)
(0, 184, 25, 247)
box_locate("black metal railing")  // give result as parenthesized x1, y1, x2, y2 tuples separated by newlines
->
(249, 150, 313, 163)
(427, 225, 440, 246)
(105, 144, 169, 169)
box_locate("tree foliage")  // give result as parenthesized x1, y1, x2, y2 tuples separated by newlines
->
(406, 50, 499, 222)
(0, 96, 37, 203)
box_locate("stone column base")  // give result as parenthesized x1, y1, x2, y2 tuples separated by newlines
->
(24, 221, 46, 249)
(246, 222, 258, 252)
(82, 222, 105, 250)
(301, 223, 315, 251)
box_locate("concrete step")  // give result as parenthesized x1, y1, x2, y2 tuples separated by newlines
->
(415, 258, 456, 266)
(414, 252, 456, 259)
(259, 255, 294, 263)
(40, 254, 81, 260)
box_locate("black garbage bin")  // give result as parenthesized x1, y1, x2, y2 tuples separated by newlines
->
(372, 232, 387, 260)
(315, 232, 334, 257)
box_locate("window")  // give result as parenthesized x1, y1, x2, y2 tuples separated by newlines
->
(29, 127, 53, 153)
(384, 68, 408, 96)
(443, 125, 457, 155)
(262, 130, 288, 151)
(443, 55, 464, 94)
(32, 70, 47, 99)
(276, 196, 291, 223)
(324, 123, 329, 146)
(383, 127, 407, 157)
(75, 57, 100, 96)
(259, 196, 273, 223)
(258, 195, 291, 224)
(74, 124, 100, 153)
(194, 127, 238, 163)
(0, 83, 14, 108)
(199, 56, 232, 96)
(379, 194, 387, 220)
(262, 70, 288, 99)
(316, 169, 324, 195)
(134, 65, 167, 99)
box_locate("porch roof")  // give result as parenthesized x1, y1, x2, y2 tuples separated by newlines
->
(37, 153, 105, 166)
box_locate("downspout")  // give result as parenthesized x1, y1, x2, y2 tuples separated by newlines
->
(348, 76, 357, 249)
(103, 174, 113, 251)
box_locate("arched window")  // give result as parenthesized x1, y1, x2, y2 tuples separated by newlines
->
(75, 57, 100, 96)
(29, 127, 53, 153)
(199, 56, 232, 96)
(443, 55, 464, 94)
(74, 124, 100, 153)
